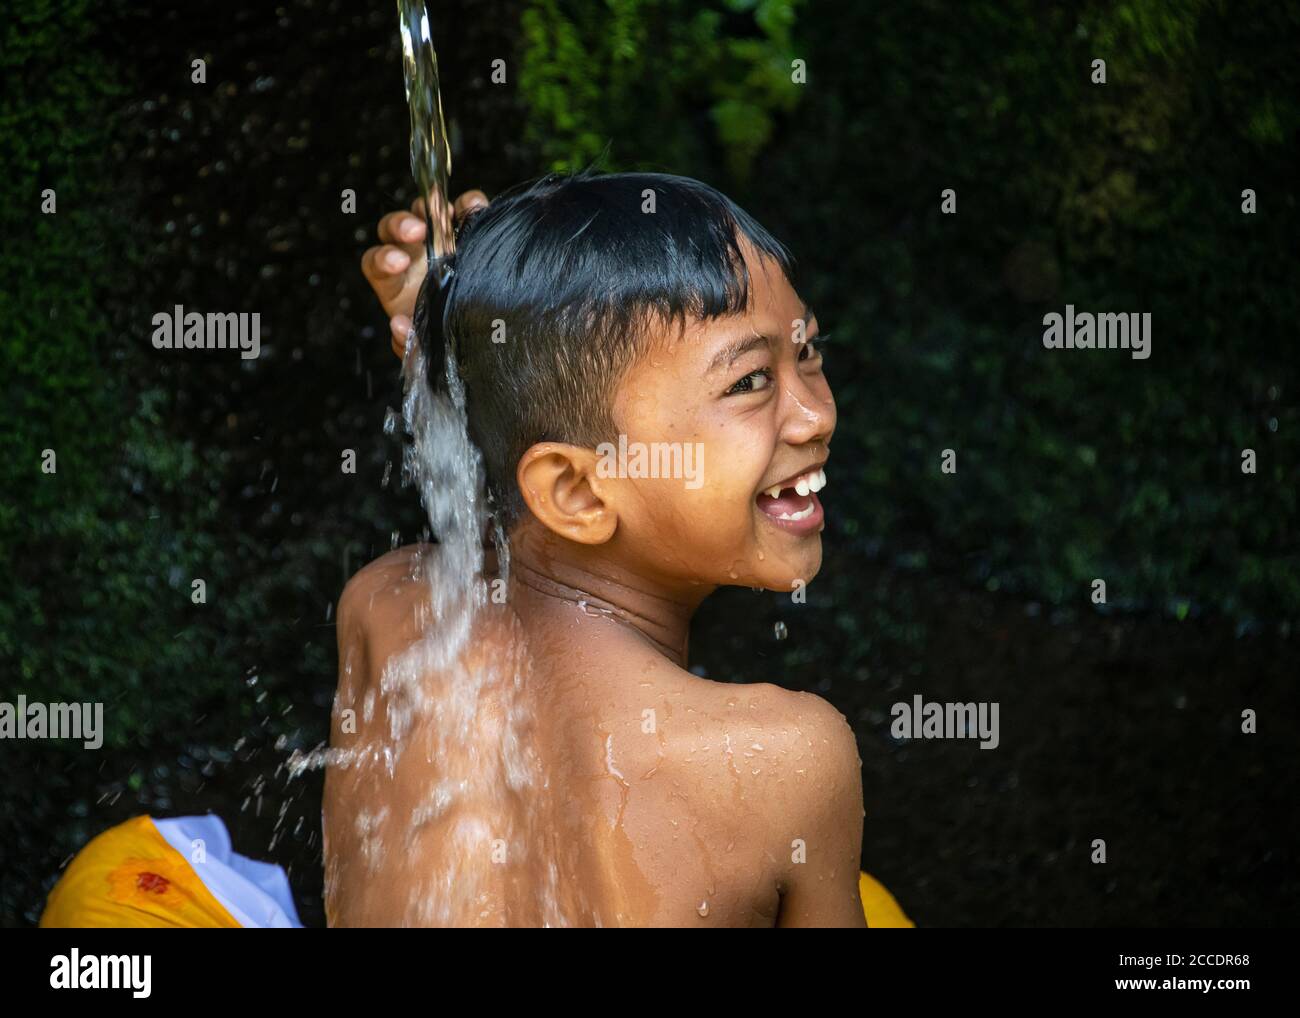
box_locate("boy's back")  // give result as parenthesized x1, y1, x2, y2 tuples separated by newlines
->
(323, 544, 867, 927)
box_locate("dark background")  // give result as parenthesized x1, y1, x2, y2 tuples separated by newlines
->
(2, 0, 1297, 927)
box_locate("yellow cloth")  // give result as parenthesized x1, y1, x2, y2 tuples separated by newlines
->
(859, 869, 915, 927)
(40, 815, 241, 928)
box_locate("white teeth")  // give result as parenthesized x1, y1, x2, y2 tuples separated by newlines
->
(777, 502, 816, 521)
(762, 468, 828, 500)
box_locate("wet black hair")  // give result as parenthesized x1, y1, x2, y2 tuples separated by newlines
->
(411, 169, 797, 527)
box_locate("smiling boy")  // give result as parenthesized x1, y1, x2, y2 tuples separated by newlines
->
(327, 171, 909, 927)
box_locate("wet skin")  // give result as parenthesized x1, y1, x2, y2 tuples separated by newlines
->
(324, 238, 867, 927)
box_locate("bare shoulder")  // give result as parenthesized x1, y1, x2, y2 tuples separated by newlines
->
(739, 683, 861, 807)
(334, 542, 517, 695)
(337, 543, 433, 621)
(742, 681, 854, 737)
(718, 683, 863, 888)
(334, 543, 439, 700)
(660, 674, 860, 821)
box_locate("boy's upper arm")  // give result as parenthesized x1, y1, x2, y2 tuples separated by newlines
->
(333, 544, 428, 692)
(332, 554, 403, 734)
(767, 690, 867, 928)
(335, 564, 375, 669)
(331, 573, 368, 744)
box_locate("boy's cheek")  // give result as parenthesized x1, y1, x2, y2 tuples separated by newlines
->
(622, 490, 823, 591)
(620, 482, 749, 551)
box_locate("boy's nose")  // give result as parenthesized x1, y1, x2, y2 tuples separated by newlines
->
(779, 378, 836, 446)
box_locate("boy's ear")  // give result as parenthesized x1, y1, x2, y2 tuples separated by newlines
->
(516, 443, 617, 544)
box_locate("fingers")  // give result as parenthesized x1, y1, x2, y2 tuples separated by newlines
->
(370, 190, 490, 363)
(390, 313, 413, 352)
(360, 244, 409, 298)
(412, 190, 488, 225)
(378, 208, 426, 246)
(454, 189, 489, 219)
(390, 316, 409, 359)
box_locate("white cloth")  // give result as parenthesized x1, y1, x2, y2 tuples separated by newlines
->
(154, 814, 303, 928)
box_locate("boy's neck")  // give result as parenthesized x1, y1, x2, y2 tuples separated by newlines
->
(506, 521, 710, 669)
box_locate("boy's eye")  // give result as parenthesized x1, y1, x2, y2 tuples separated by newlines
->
(726, 367, 773, 395)
(799, 334, 827, 364)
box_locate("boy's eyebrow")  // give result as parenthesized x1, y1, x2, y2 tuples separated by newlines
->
(707, 309, 817, 374)
(707, 333, 769, 374)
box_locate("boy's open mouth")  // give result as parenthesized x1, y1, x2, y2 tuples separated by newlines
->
(756, 466, 827, 532)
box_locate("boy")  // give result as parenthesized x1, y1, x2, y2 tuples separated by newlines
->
(330, 170, 910, 927)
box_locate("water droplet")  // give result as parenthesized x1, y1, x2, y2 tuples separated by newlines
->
(774, 621, 788, 640)
(697, 900, 709, 917)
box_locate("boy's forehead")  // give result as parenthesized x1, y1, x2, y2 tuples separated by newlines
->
(667, 242, 801, 338)
(627, 233, 804, 365)
(642, 299, 813, 381)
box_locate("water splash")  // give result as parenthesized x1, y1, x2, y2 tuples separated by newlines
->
(392, 0, 490, 684)
(295, 0, 574, 927)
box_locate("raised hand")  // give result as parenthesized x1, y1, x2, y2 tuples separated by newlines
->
(360, 190, 489, 358)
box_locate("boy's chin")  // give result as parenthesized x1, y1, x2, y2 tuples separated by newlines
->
(736, 543, 823, 592)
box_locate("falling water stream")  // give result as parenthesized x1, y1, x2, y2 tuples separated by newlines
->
(287, 0, 573, 926)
